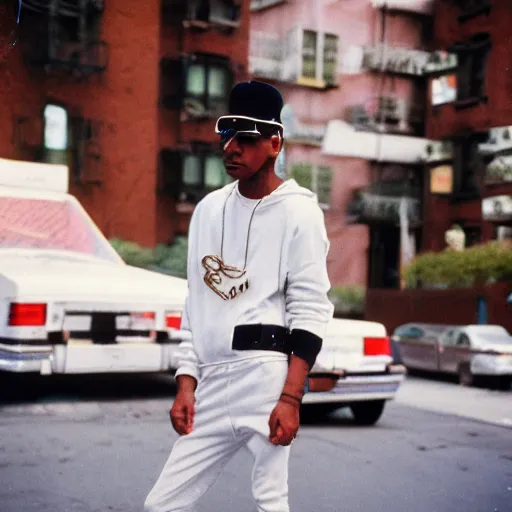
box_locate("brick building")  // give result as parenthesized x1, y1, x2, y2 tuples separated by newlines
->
(250, 0, 436, 287)
(423, 0, 512, 250)
(0, 0, 248, 247)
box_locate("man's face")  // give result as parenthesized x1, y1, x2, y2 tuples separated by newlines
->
(216, 117, 282, 180)
(222, 134, 273, 180)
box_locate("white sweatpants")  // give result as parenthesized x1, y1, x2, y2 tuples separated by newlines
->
(144, 356, 291, 512)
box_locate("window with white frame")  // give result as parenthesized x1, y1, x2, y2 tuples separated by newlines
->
(289, 163, 332, 207)
(300, 30, 339, 87)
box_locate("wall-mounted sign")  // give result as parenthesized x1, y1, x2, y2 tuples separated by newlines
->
(281, 104, 326, 146)
(482, 195, 512, 222)
(430, 165, 453, 194)
(431, 75, 457, 106)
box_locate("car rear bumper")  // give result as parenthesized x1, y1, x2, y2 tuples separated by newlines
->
(302, 365, 406, 404)
(0, 342, 181, 374)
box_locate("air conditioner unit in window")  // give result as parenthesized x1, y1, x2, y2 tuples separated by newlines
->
(250, 0, 288, 12)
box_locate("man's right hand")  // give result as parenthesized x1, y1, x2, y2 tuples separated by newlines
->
(170, 375, 197, 435)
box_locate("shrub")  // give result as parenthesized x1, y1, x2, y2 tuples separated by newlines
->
(403, 241, 512, 289)
(109, 238, 157, 268)
(152, 237, 188, 278)
(328, 285, 366, 315)
(109, 237, 189, 278)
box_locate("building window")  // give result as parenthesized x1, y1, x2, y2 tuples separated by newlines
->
(44, 104, 68, 151)
(323, 34, 338, 87)
(19, 3, 107, 75)
(184, 56, 232, 118)
(186, 0, 241, 26)
(453, 137, 483, 199)
(289, 163, 332, 207)
(453, 33, 491, 103)
(159, 150, 232, 203)
(300, 30, 339, 88)
(301, 30, 317, 81)
(461, 225, 481, 247)
(451, 0, 492, 22)
(13, 104, 102, 184)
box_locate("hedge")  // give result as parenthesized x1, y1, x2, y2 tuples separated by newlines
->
(403, 241, 512, 289)
(109, 237, 188, 278)
(328, 285, 366, 315)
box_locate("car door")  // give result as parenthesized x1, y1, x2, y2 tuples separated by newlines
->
(395, 326, 432, 370)
(438, 328, 459, 374)
(412, 327, 440, 371)
(453, 331, 472, 370)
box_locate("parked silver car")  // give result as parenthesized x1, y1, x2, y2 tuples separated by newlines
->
(391, 323, 512, 389)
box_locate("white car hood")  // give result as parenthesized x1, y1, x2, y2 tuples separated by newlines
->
(0, 251, 188, 305)
(479, 343, 512, 355)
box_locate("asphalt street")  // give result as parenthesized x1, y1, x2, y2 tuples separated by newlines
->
(0, 372, 511, 512)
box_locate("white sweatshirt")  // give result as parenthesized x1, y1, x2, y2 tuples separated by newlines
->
(175, 179, 334, 380)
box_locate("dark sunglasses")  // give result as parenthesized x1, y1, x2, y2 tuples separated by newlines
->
(215, 116, 283, 147)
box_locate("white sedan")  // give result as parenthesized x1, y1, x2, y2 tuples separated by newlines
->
(0, 159, 187, 375)
(393, 322, 512, 389)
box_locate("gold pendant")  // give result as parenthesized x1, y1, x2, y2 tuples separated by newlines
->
(202, 255, 249, 301)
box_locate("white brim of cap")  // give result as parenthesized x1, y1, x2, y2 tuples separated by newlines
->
(215, 115, 284, 130)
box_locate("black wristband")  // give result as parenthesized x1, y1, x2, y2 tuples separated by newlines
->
(289, 329, 323, 369)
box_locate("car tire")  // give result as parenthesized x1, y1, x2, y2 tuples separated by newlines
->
(350, 400, 386, 426)
(495, 376, 511, 391)
(458, 363, 474, 387)
(300, 403, 339, 423)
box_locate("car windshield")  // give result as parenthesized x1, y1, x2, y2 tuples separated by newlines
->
(0, 194, 121, 264)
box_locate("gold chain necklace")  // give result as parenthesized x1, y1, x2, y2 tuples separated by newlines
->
(202, 185, 263, 301)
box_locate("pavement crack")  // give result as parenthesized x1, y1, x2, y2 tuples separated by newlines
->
(416, 443, 448, 452)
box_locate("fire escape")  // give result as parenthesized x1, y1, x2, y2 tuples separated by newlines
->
(21, 0, 108, 78)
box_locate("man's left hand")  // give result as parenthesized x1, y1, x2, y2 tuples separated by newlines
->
(268, 399, 300, 446)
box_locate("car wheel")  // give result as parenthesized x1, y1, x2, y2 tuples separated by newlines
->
(495, 376, 511, 391)
(350, 400, 386, 426)
(458, 363, 474, 387)
(300, 403, 339, 423)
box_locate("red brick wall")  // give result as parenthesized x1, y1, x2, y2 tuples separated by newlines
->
(156, 2, 250, 242)
(0, 0, 161, 246)
(427, 0, 512, 139)
(422, 0, 512, 251)
(0, 1, 250, 248)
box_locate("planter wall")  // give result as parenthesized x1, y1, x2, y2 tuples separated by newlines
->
(365, 281, 512, 334)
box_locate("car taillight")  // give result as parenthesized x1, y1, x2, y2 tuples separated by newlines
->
(8, 303, 47, 326)
(364, 336, 391, 356)
(166, 312, 182, 330)
(128, 311, 156, 330)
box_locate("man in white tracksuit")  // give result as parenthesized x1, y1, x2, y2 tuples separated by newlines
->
(144, 81, 334, 512)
